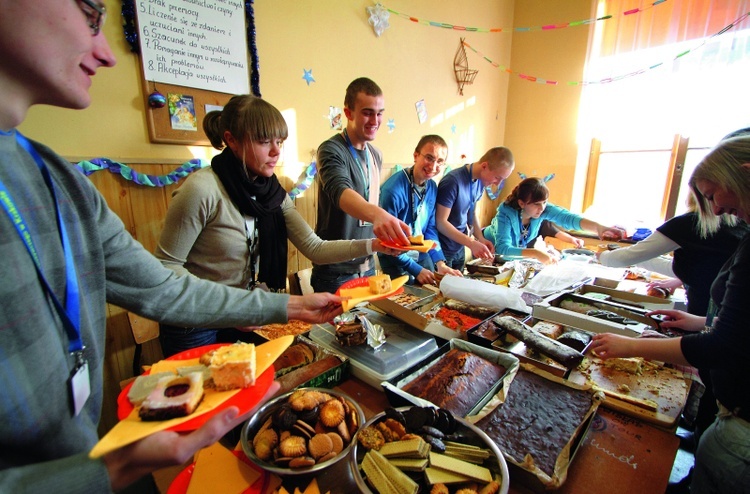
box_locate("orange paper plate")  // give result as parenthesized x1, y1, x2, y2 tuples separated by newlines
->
(380, 239, 436, 253)
(166, 450, 267, 494)
(336, 275, 407, 311)
(117, 343, 274, 432)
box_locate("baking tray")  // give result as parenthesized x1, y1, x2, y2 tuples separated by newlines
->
(567, 357, 691, 428)
(472, 365, 602, 491)
(467, 308, 530, 348)
(488, 319, 594, 378)
(383, 284, 437, 309)
(533, 292, 648, 337)
(382, 339, 519, 418)
(371, 294, 493, 341)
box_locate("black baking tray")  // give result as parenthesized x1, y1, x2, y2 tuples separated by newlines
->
(467, 308, 531, 348)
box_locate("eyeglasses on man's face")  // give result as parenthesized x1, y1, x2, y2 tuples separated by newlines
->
(78, 0, 107, 36)
(420, 153, 446, 167)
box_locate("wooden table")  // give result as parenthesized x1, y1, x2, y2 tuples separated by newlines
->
(155, 376, 679, 494)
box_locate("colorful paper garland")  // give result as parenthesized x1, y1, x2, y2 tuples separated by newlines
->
(463, 10, 750, 86)
(288, 161, 317, 200)
(76, 157, 319, 200)
(75, 158, 209, 187)
(381, 0, 668, 33)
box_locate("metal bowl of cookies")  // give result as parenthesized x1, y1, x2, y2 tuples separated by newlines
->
(240, 387, 365, 475)
(350, 406, 510, 494)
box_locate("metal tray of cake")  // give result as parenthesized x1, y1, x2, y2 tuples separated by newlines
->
(385, 284, 438, 310)
(382, 339, 520, 418)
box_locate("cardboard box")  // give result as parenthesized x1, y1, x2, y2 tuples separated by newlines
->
(382, 339, 520, 417)
(292, 335, 349, 388)
(576, 283, 675, 311)
(533, 292, 647, 336)
(371, 292, 498, 341)
(275, 335, 350, 392)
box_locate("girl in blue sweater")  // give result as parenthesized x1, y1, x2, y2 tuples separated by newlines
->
(483, 177, 624, 263)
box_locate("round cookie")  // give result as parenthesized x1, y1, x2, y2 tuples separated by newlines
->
(279, 435, 307, 457)
(308, 433, 334, 460)
(318, 451, 338, 462)
(326, 432, 344, 454)
(289, 456, 316, 468)
(319, 399, 345, 427)
(358, 426, 384, 450)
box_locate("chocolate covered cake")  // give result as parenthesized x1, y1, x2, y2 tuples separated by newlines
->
(475, 369, 594, 478)
(401, 349, 506, 417)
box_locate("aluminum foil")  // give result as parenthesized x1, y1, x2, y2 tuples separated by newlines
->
(333, 312, 357, 325)
(361, 315, 386, 350)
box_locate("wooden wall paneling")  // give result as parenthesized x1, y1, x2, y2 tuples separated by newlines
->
(99, 304, 134, 436)
(277, 166, 302, 274)
(126, 165, 171, 254)
(161, 163, 180, 209)
(662, 135, 689, 221)
(87, 167, 136, 237)
(583, 139, 602, 212)
(292, 182, 316, 272)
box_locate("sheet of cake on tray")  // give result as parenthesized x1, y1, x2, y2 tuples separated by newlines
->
(469, 364, 604, 491)
(382, 339, 519, 418)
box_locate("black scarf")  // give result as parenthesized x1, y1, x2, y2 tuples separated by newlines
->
(211, 148, 288, 291)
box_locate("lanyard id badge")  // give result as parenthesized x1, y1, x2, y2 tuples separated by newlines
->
(342, 131, 376, 227)
(69, 354, 91, 417)
(0, 130, 89, 416)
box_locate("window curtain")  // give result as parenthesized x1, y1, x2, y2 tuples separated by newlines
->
(576, 0, 750, 226)
(598, 0, 748, 56)
(578, 0, 750, 150)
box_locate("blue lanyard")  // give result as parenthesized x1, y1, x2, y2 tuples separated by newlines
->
(0, 130, 83, 354)
(404, 168, 425, 231)
(342, 130, 371, 199)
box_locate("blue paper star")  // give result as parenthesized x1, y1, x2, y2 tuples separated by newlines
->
(387, 118, 396, 132)
(451, 124, 457, 134)
(302, 69, 315, 86)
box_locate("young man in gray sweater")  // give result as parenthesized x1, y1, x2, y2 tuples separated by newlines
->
(0, 1, 343, 491)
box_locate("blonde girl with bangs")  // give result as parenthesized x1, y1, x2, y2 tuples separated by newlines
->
(156, 95, 394, 356)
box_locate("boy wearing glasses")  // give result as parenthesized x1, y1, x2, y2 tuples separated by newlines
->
(0, 1, 344, 491)
(379, 135, 463, 285)
(436, 147, 515, 270)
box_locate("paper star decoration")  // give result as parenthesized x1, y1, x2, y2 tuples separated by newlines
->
(367, 3, 390, 37)
(387, 118, 396, 133)
(302, 69, 315, 86)
(451, 124, 457, 134)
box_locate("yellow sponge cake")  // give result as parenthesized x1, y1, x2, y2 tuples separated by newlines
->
(209, 342, 256, 390)
(368, 274, 392, 295)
